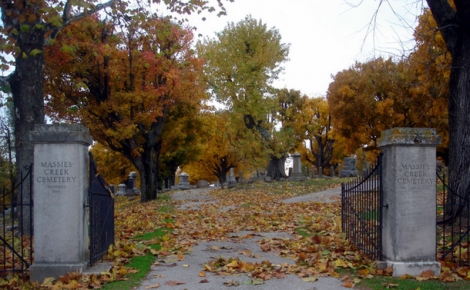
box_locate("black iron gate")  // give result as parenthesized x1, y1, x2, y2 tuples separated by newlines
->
(341, 153, 384, 260)
(436, 169, 470, 266)
(0, 166, 33, 275)
(88, 153, 114, 266)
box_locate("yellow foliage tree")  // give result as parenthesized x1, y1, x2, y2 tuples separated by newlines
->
(293, 97, 336, 174)
(183, 112, 255, 187)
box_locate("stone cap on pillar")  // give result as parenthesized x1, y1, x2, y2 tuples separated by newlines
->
(378, 127, 441, 148)
(30, 124, 93, 145)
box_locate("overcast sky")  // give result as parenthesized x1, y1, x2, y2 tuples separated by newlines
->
(181, 0, 425, 97)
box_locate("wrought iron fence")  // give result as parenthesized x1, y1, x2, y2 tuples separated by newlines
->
(0, 166, 33, 276)
(341, 153, 383, 261)
(436, 168, 470, 266)
(88, 153, 115, 266)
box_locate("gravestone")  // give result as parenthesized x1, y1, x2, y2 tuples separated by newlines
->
(337, 163, 342, 177)
(197, 180, 210, 188)
(116, 183, 127, 195)
(125, 172, 139, 196)
(330, 165, 335, 177)
(378, 127, 441, 277)
(238, 170, 245, 183)
(340, 157, 357, 177)
(29, 124, 92, 282)
(228, 168, 237, 187)
(289, 152, 306, 181)
(178, 172, 191, 189)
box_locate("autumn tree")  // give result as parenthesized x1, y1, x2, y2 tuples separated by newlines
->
(198, 15, 290, 180)
(292, 96, 335, 174)
(44, 14, 206, 202)
(408, 7, 450, 162)
(0, 0, 230, 230)
(327, 54, 449, 154)
(157, 101, 208, 189)
(89, 142, 136, 187)
(183, 112, 244, 187)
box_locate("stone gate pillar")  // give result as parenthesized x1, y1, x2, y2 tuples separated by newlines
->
(378, 128, 441, 277)
(29, 124, 92, 282)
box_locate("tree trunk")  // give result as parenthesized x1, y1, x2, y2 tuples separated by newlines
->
(426, 0, 470, 218)
(213, 156, 235, 188)
(266, 155, 287, 180)
(217, 174, 227, 189)
(127, 147, 156, 203)
(9, 28, 46, 235)
(446, 31, 470, 218)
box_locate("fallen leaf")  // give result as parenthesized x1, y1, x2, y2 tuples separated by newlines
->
(302, 276, 318, 282)
(342, 280, 354, 288)
(358, 268, 370, 276)
(224, 279, 240, 286)
(226, 260, 239, 268)
(165, 280, 185, 286)
(145, 283, 160, 289)
(420, 270, 435, 278)
(177, 252, 185, 261)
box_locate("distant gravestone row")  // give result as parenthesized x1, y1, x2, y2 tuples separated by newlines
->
(111, 154, 361, 195)
(116, 172, 140, 196)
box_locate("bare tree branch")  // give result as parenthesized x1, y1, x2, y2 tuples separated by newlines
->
(47, 0, 118, 43)
(0, 75, 10, 88)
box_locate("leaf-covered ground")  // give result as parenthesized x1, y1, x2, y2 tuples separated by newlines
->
(2, 179, 470, 289)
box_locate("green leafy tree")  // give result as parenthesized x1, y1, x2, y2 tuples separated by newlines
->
(198, 15, 290, 179)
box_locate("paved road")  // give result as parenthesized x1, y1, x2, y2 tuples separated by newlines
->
(135, 186, 349, 290)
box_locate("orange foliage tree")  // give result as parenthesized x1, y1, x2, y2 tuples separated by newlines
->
(0, 0, 230, 219)
(44, 14, 206, 201)
(327, 53, 448, 157)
